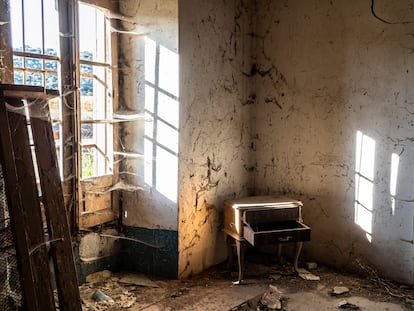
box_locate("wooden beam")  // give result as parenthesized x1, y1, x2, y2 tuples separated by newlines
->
(7, 98, 56, 311)
(0, 91, 47, 311)
(0, 92, 34, 310)
(29, 100, 82, 311)
(79, 208, 115, 229)
(0, 83, 59, 99)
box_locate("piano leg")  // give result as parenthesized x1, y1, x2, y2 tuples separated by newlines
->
(293, 242, 303, 273)
(233, 239, 245, 285)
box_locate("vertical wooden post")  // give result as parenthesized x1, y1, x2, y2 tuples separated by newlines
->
(0, 0, 13, 83)
(58, 0, 80, 232)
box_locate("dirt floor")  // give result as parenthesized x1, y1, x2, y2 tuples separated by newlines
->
(80, 258, 414, 311)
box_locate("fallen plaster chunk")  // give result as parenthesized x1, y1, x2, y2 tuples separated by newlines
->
(86, 270, 112, 283)
(337, 299, 360, 309)
(260, 285, 285, 310)
(297, 268, 320, 281)
(330, 286, 350, 296)
(119, 273, 159, 288)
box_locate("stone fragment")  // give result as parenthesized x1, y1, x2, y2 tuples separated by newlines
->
(260, 285, 284, 310)
(297, 268, 320, 281)
(92, 289, 113, 302)
(330, 286, 350, 295)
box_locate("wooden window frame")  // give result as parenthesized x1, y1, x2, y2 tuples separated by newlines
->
(1, 0, 119, 231)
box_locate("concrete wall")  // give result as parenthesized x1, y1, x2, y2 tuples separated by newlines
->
(253, 0, 414, 284)
(178, 0, 255, 278)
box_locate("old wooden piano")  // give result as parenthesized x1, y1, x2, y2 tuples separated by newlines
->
(224, 196, 311, 284)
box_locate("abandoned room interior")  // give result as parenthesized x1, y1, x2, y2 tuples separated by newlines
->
(1, 0, 414, 310)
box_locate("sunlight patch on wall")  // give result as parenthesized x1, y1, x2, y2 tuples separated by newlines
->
(354, 131, 375, 242)
(144, 37, 179, 203)
(390, 153, 399, 216)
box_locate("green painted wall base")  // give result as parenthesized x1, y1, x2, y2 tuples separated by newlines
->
(121, 226, 178, 279)
(74, 227, 178, 284)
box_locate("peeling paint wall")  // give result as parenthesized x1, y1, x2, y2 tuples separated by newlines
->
(253, 0, 414, 284)
(79, 229, 121, 262)
(178, 0, 255, 278)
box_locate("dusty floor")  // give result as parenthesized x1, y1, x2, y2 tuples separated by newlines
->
(80, 258, 414, 311)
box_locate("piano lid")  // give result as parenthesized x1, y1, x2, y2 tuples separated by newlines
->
(225, 196, 302, 209)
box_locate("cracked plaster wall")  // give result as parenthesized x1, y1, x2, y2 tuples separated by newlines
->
(117, 0, 414, 283)
(253, 0, 414, 284)
(179, 0, 414, 284)
(178, 0, 254, 277)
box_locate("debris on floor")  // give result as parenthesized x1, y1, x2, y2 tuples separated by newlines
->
(92, 290, 113, 302)
(86, 270, 112, 284)
(296, 267, 321, 281)
(119, 273, 159, 288)
(330, 286, 350, 296)
(118, 291, 137, 309)
(260, 285, 285, 310)
(80, 272, 141, 311)
(229, 294, 262, 311)
(77, 262, 413, 311)
(337, 299, 360, 309)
